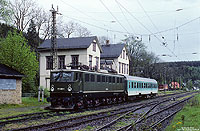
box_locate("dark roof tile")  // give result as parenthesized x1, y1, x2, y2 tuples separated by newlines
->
(0, 63, 24, 78)
(101, 44, 125, 58)
(38, 36, 102, 52)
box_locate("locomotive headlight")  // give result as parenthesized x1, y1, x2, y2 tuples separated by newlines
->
(51, 85, 54, 92)
(68, 84, 72, 91)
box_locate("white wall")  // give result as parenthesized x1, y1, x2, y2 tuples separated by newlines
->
(39, 42, 101, 90)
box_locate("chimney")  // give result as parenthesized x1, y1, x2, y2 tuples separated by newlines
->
(106, 40, 110, 45)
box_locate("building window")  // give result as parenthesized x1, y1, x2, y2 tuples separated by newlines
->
(119, 62, 121, 73)
(89, 55, 92, 69)
(71, 55, 79, 69)
(93, 42, 96, 52)
(96, 57, 99, 69)
(46, 56, 53, 70)
(58, 55, 65, 69)
(127, 64, 129, 74)
(122, 63, 124, 74)
(124, 64, 126, 74)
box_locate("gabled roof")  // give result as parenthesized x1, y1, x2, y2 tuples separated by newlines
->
(101, 44, 125, 58)
(38, 36, 102, 52)
(0, 63, 24, 78)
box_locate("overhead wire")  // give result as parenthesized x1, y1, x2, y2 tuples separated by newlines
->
(99, 0, 130, 34)
(115, 0, 135, 34)
(115, 0, 179, 59)
(136, 0, 163, 38)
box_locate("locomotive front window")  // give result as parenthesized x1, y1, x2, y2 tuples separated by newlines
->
(51, 72, 72, 82)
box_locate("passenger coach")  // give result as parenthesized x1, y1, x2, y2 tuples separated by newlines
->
(125, 75, 158, 97)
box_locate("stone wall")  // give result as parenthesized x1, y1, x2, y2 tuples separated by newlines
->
(0, 79, 22, 104)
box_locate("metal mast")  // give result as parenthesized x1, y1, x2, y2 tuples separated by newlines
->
(50, 5, 61, 70)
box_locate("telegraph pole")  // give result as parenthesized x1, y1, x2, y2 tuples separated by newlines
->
(50, 5, 61, 70)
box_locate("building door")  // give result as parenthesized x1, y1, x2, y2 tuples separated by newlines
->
(46, 78, 50, 90)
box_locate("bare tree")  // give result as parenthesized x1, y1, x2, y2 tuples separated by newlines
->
(34, 9, 52, 41)
(75, 25, 91, 37)
(0, 0, 13, 23)
(98, 36, 113, 45)
(9, 0, 37, 31)
(62, 21, 78, 38)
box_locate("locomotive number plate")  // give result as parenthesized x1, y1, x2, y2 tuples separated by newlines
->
(57, 88, 65, 90)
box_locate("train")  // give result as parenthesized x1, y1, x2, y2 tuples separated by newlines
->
(47, 69, 158, 110)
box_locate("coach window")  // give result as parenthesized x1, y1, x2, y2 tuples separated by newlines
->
(102, 76, 105, 82)
(91, 74, 95, 82)
(137, 83, 139, 88)
(85, 74, 89, 82)
(134, 82, 137, 88)
(97, 75, 101, 82)
(144, 83, 146, 88)
(132, 82, 134, 88)
(129, 82, 131, 88)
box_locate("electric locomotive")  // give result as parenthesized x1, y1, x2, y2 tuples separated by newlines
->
(48, 69, 126, 110)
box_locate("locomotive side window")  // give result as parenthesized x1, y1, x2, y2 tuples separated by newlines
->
(85, 74, 89, 82)
(112, 77, 115, 83)
(120, 78, 122, 83)
(97, 75, 101, 82)
(109, 76, 112, 83)
(91, 74, 95, 82)
(117, 77, 119, 83)
(102, 76, 105, 82)
(106, 76, 109, 83)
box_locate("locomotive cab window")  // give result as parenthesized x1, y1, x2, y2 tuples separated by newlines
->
(74, 72, 79, 81)
(51, 72, 72, 82)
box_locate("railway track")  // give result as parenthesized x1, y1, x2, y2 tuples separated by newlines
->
(0, 91, 184, 127)
(1, 91, 197, 131)
(112, 94, 195, 131)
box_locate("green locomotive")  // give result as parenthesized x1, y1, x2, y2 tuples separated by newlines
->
(48, 69, 127, 110)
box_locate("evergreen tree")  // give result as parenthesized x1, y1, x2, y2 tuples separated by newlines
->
(27, 20, 39, 51)
(0, 31, 39, 92)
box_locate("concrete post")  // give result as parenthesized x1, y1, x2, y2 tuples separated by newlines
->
(42, 88, 44, 102)
(38, 87, 41, 102)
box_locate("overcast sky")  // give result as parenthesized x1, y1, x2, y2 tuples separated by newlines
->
(37, 0, 200, 62)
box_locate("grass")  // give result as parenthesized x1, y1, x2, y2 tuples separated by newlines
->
(0, 97, 49, 118)
(165, 94, 200, 131)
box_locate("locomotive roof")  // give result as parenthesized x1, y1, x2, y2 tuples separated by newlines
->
(124, 75, 157, 83)
(50, 69, 125, 77)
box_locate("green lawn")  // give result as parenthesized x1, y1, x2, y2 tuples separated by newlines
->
(0, 97, 49, 118)
(165, 93, 200, 131)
